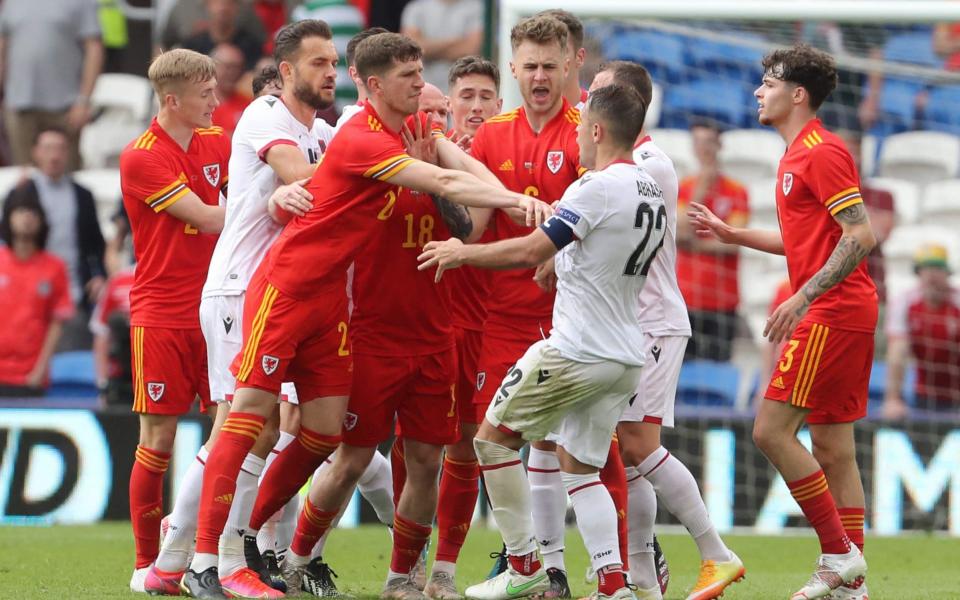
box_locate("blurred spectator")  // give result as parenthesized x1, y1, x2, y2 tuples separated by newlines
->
(933, 22, 960, 70)
(253, 0, 288, 57)
(252, 64, 282, 98)
(211, 43, 251, 137)
(0, 195, 74, 396)
(883, 244, 960, 418)
(7, 128, 106, 312)
(400, 0, 483, 89)
(0, 0, 104, 169)
(160, 0, 265, 54)
(181, 0, 265, 71)
(676, 121, 749, 362)
(753, 279, 792, 407)
(292, 0, 365, 108)
(89, 265, 134, 406)
(369, 0, 410, 33)
(104, 204, 133, 277)
(796, 23, 886, 131)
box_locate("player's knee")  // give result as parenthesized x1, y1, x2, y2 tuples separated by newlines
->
(812, 438, 855, 474)
(445, 435, 477, 462)
(751, 420, 779, 456)
(139, 419, 177, 453)
(333, 447, 376, 484)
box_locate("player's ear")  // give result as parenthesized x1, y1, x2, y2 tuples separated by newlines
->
(576, 47, 586, 69)
(509, 60, 517, 81)
(496, 98, 503, 112)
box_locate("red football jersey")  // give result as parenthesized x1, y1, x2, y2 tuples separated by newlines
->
(351, 187, 454, 355)
(775, 118, 878, 333)
(263, 103, 415, 299)
(0, 247, 74, 385)
(120, 120, 229, 329)
(470, 100, 584, 325)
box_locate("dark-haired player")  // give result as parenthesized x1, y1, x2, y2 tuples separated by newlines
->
(419, 83, 659, 600)
(186, 31, 551, 599)
(690, 44, 875, 600)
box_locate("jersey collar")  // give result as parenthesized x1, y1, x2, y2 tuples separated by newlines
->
(791, 118, 823, 150)
(518, 97, 572, 137)
(362, 101, 401, 137)
(633, 135, 651, 149)
(150, 117, 200, 155)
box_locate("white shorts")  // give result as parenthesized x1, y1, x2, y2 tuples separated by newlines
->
(485, 340, 642, 468)
(618, 334, 687, 427)
(199, 294, 298, 404)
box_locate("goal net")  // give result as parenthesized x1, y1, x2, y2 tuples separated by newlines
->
(488, 0, 960, 537)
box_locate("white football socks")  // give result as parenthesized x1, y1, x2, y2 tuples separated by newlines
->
(218, 453, 266, 576)
(625, 465, 658, 590)
(474, 439, 537, 557)
(563, 471, 621, 573)
(528, 447, 567, 570)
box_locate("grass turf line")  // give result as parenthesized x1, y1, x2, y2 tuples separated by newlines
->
(0, 523, 958, 599)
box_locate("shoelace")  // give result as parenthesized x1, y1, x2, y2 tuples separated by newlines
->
(693, 561, 717, 590)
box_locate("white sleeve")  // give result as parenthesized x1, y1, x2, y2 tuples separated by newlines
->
(241, 99, 299, 162)
(553, 176, 608, 240)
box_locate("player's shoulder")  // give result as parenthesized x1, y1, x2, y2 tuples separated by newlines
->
(634, 143, 678, 188)
(797, 124, 851, 162)
(561, 105, 581, 127)
(482, 108, 521, 127)
(194, 125, 225, 138)
(121, 128, 167, 171)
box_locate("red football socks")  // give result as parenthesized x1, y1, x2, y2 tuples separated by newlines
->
(130, 445, 170, 568)
(597, 565, 627, 596)
(195, 412, 264, 554)
(290, 498, 339, 557)
(599, 440, 630, 571)
(248, 427, 340, 531)
(436, 456, 480, 563)
(838, 507, 865, 552)
(507, 551, 542, 576)
(787, 470, 851, 555)
(390, 436, 407, 509)
(390, 513, 432, 574)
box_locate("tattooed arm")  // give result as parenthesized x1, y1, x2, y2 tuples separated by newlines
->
(432, 195, 477, 242)
(764, 202, 877, 343)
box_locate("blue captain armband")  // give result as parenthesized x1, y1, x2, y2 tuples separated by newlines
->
(540, 216, 576, 250)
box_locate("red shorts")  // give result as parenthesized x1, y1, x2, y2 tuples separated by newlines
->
(344, 347, 458, 447)
(474, 319, 551, 411)
(131, 326, 211, 415)
(764, 320, 873, 424)
(454, 326, 485, 424)
(231, 273, 351, 402)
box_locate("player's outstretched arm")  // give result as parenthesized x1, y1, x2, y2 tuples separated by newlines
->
(688, 200, 784, 255)
(387, 160, 553, 226)
(165, 192, 226, 233)
(267, 179, 314, 225)
(417, 228, 557, 282)
(764, 203, 876, 343)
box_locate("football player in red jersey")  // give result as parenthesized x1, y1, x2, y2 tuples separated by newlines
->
(536, 9, 589, 109)
(467, 15, 584, 594)
(119, 48, 229, 593)
(186, 32, 551, 599)
(690, 44, 876, 600)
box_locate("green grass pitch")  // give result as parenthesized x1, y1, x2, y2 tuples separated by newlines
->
(0, 523, 958, 599)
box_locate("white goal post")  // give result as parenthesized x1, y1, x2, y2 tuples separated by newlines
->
(496, 0, 960, 110)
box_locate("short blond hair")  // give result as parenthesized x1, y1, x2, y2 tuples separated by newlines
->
(510, 15, 568, 52)
(148, 48, 217, 96)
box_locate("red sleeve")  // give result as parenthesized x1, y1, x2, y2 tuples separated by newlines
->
(350, 128, 415, 181)
(807, 144, 863, 216)
(121, 149, 190, 213)
(49, 258, 75, 321)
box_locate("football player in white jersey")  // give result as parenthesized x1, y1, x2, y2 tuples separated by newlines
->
(592, 61, 743, 600)
(418, 84, 661, 600)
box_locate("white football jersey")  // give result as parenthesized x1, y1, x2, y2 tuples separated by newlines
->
(633, 138, 692, 336)
(546, 162, 667, 367)
(202, 96, 334, 298)
(334, 102, 364, 134)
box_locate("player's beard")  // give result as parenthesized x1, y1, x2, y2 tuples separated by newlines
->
(293, 78, 334, 111)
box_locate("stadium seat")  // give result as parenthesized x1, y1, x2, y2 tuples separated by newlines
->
(874, 78, 924, 133)
(601, 30, 686, 84)
(676, 360, 740, 406)
(925, 85, 960, 135)
(719, 129, 785, 181)
(746, 178, 777, 228)
(867, 361, 917, 408)
(865, 177, 921, 224)
(91, 73, 154, 122)
(883, 33, 943, 68)
(48, 351, 98, 398)
(921, 179, 960, 228)
(647, 128, 694, 180)
(684, 33, 766, 79)
(662, 79, 750, 129)
(877, 131, 960, 184)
